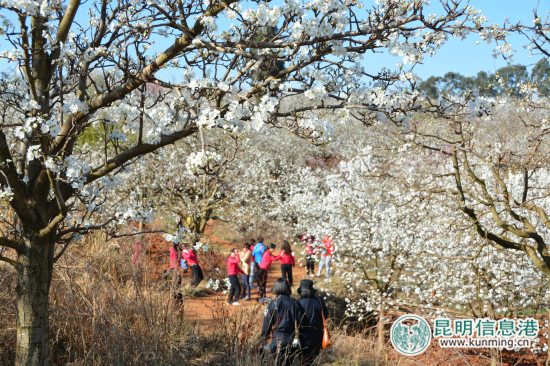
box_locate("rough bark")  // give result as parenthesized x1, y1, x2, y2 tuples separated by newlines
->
(377, 305, 385, 354)
(15, 228, 53, 366)
(547, 278, 550, 366)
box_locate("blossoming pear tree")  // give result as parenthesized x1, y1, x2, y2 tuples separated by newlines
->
(404, 86, 550, 363)
(276, 121, 548, 360)
(282, 153, 434, 352)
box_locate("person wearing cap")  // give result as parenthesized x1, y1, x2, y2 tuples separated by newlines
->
(316, 235, 334, 278)
(297, 279, 329, 365)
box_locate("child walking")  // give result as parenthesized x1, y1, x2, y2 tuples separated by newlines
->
(305, 238, 318, 277)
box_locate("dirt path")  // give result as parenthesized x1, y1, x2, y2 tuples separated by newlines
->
(182, 223, 309, 321)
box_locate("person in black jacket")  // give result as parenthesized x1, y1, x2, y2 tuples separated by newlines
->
(297, 279, 329, 366)
(260, 278, 303, 366)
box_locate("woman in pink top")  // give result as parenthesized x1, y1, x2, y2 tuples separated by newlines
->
(227, 248, 244, 305)
(279, 240, 295, 287)
(258, 243, 281, 302)
(182, 245, 203, 288)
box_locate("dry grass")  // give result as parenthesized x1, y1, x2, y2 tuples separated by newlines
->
(0, 262, 17, 365)
(0, 232, 388, 366)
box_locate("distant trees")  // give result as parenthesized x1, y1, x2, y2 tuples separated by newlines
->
(418, 59, 550, 98)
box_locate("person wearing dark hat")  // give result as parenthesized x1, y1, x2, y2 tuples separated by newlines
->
(260, 278, 303, 366)
(297, 279, 329, 365)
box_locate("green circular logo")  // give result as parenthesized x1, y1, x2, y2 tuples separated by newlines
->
(390, 315, 432, 356)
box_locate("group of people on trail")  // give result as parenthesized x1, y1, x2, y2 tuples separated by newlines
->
(301, 233, 334, 278)
(162, 242, 204, 289)
(158, 232, 332, 364)
(261, 278, 329, 366)
(226, 237, 297, 305)
(162, 231, 334, 304)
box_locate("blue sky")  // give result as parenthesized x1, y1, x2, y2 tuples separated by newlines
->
(397, 0, 550, 79)
(1, 0, 548, 81)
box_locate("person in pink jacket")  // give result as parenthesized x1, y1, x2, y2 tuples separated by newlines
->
(258, 243, 281, 302)
(182, 245, 204, 288)
(227, 248, 244, 305)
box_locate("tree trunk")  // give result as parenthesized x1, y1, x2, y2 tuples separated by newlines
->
(15, 230, 52, 366)
(377, 306, 385, 354)
(547, 278, 550, 366)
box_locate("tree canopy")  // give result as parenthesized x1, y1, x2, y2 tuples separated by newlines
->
(418, 59, 550, 98)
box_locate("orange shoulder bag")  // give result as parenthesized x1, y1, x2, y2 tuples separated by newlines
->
(317, 297, 332, 349)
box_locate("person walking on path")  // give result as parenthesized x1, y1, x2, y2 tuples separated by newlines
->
(240, 243, 253, 300)
(252, 236, 266, 288)
(279, 240, 295, 287)
(258, 243, 281, 302)
(297, 279, 329, 366)
(316, 235, 334, 278)
(249, 238, 257, 289)
(227, 248, 244, 305)
(182, 245, 204, 287)
(305, 238, 319, 277)
(260, 279, 303, 366)
(162, 243, 181, 289)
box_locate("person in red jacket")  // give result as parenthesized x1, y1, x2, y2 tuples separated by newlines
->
(258, 243, 281, 302)
(182, 245, 203, 287)
(279, 240, 295, 287)
(162, 243, 181, 289)
(227, 248, 244, 305)
(316, 235, 334, 278)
